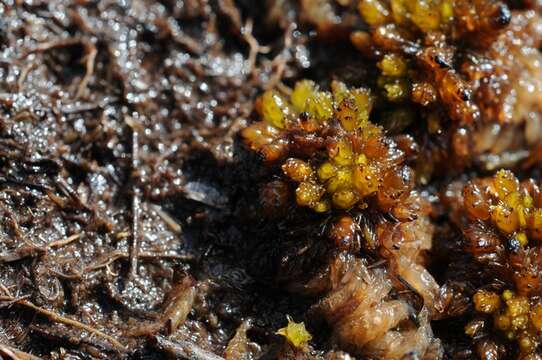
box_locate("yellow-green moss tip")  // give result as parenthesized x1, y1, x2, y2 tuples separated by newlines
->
(276, 316, 312, 348)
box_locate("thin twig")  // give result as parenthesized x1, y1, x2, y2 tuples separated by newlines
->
(149, 204, 182, 234)
(85, 250, 124, 272)
(24, 38, 82, 57)
(75, 42, 97, 100)
(49, 269, 82, 281)
(47, 233, 81, 249)
(0, 343, 42, 360)
(242, 19, 270, 77)
(167, 19, 203, 55)
(264, 24, 293, 90)
(0, 283, 12, 297)
(60, 96, 119, 114)
(10, 110, 38, 122)
(0, 246, 44, 263)
(85, 250, 192, 273)
(0, 233, 80, 263)
(0, 296, 126, 351)
(17, 62, 36, 92)
(0, 203, 23, 240)
(0, 295, 29, 309)
(368, 259, 387, 269)
(56, 177, 91, 211)
(128, 117, 141, 278)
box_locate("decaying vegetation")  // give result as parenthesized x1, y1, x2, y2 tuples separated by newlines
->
(1, 0, 542, 359)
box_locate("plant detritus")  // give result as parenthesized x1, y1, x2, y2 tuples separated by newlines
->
(242, 80, 441, 358)
(313, 253, 443, 359)
(4, 0, 542, 359)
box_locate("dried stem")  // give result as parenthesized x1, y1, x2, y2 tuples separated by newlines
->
(75, 42, 97, 100)
(0, 343, 42, 360)
(242, 19, 270, 77)
(0, 296, 126, 352)
(129, 121, 141, 278)
(149, 204, 182, 234)
(47, 233, 81, 249)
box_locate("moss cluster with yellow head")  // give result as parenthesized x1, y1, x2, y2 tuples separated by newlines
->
(468, 289, 542, 355)
(242, 80, 373, 163)
(464, 170, 542, 248)
(243, 80, 415, 212)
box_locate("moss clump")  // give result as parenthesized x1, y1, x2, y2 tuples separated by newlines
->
(445, 170, 542, 357)
(468, 289, 542, 356)
(463, 170, 542, 247)
(243, 80, 417, 212)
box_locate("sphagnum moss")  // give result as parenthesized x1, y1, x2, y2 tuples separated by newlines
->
(442, 170, 542, 357)
(243, 80, 419, 212)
